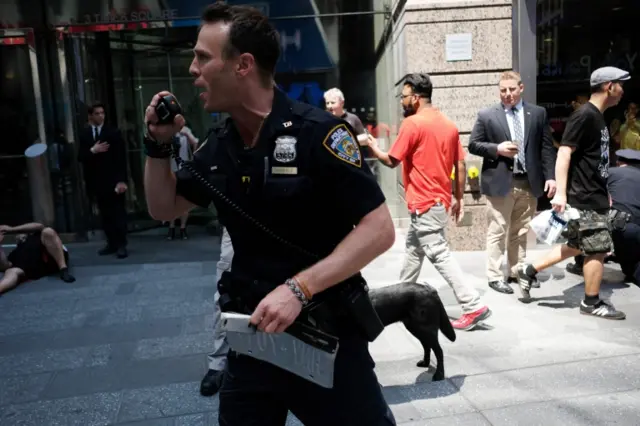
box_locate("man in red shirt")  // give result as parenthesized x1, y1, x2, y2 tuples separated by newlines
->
(367, 73, 491, 330)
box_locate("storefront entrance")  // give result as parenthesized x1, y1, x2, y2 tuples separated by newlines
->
(60, 25, 222, 233)
(0, 29, 46, 227)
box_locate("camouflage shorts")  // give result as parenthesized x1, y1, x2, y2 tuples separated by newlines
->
(562, 209, 612, 255)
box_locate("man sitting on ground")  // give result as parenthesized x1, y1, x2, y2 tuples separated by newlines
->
(0, 223, 75, 295)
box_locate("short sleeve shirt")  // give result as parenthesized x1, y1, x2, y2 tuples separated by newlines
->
(175, 89, 385, 285)
(561, 102, 610, 210)
(388, 108, 465, 213)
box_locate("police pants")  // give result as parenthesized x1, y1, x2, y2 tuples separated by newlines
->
(207, 227, 233, 371)
(218, 333, 396, 426)
(612, 223, 640, 284)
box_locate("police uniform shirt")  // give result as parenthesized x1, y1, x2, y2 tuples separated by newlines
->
(608, 165, 640, 222)
(175, 89, 385, 285)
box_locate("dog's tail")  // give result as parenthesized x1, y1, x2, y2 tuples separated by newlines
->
(438, 297, 456, 342)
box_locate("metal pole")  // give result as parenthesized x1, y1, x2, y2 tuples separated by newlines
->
(25, 143, 55, 227)
(166, 26, 174, 93)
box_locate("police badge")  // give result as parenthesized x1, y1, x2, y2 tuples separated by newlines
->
(273, 136, 297, 163)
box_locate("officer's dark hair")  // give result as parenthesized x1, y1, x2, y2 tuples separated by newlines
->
(404, 73, 433, 102)
(88, 102, 105, 114)
(201, 3, 280, 85)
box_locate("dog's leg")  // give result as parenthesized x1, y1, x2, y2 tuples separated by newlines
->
(430, 334, 445, 381)
(403, 321, 432, 368)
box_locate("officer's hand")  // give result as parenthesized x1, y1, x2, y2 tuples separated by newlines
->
(145, 91, 185, 143)
(250, 284, 303, 333)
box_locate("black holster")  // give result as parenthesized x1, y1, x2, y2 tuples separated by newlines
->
(609, 209, 631, 232)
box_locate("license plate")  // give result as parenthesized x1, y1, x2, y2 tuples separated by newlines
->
(221, 312, 339, 389)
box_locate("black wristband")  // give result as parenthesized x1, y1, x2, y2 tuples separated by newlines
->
(143, 137, 171, 158)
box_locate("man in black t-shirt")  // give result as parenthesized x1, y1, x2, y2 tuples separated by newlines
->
(517, 67, 630, 320)
(0, 223, 75, 295)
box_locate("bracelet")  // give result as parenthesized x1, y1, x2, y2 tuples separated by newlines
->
(285, 278, 309, 306)
(143, 137, 171, 159)
(292, 275, 312, 300)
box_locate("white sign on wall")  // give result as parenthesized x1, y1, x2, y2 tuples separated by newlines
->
(446, 33, 473, 62)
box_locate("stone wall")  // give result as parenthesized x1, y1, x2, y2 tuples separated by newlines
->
(390, 0, 513, 250)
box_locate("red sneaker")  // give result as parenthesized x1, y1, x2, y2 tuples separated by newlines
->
(451, 306, 491, 331)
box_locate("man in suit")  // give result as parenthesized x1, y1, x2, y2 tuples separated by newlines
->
(469, 71, 557, 294)
(78, 102, 129, 258)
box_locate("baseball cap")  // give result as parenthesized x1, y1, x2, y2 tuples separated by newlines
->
(590, 66, 631, 87)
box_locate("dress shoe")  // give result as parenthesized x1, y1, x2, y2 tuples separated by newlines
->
(98, 246, 117, 256)
(489, 280, 514, 294)
(116, 247, 128, 259)
(200, 369, 224, 396)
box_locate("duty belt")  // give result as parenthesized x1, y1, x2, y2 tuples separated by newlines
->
(609, 208, 632, 231)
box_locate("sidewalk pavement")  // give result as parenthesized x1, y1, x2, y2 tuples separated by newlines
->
(1, 227, 639, 425)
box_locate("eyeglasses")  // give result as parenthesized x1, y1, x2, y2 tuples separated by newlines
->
(397, 93, 426, 99)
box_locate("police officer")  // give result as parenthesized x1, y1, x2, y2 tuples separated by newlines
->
(607, 149, 640, 284)
(142, 4, 396, 426)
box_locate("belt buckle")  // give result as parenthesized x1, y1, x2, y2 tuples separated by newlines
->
(220, 312, 339, 388)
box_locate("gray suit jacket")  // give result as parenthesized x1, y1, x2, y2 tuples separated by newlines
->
(468, 102, 556, 198)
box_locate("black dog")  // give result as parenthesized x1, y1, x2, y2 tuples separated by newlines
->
(369, 282, 456, 381)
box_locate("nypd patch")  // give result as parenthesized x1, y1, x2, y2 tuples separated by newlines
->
(322, 124, 362, 167)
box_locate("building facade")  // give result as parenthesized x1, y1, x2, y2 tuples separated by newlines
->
(1, 0, 638, 248)
(373, 0, 639, 249)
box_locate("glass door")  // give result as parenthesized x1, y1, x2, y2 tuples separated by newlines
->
(0, 28, 47, 227)
(59, 24, 218, 234)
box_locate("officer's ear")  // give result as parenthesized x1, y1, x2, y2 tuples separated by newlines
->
(235, 53, 255, 78)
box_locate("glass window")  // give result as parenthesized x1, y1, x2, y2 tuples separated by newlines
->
(537, 0, 640, 152)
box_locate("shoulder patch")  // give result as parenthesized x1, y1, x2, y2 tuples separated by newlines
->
(322, 124, 362, 168)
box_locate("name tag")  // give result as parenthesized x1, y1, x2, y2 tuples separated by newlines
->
(271, 166, 298, 175)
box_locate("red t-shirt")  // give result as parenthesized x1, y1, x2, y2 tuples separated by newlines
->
(388, 108, 465, 213)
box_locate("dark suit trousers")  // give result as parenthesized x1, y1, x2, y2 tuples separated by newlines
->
(96, 190, 128, 248)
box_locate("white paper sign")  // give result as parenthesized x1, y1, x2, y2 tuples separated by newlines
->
(446, 33, 473, 62)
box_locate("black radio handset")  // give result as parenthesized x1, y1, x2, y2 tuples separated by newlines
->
(155, 95, 183, 125)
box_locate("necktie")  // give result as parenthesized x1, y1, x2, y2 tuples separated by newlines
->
(94, 126, 100, 141)
(511, 107, 526, 173)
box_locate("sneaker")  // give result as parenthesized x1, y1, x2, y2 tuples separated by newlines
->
(167, 228, 175, 241)
(580, 300, 626, 320)
(509, 275, 539, 288)
(180, 228, 188, 240)
(517, 264, 537, 303)
(451, 306, 492, 331)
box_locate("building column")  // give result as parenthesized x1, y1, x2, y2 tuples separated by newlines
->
(513, 0, 538, 104)
(386, 0, 514, 250)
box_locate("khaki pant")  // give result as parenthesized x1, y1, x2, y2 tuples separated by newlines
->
(486, 179, 537, 281)
(400, 203, 483, 313)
